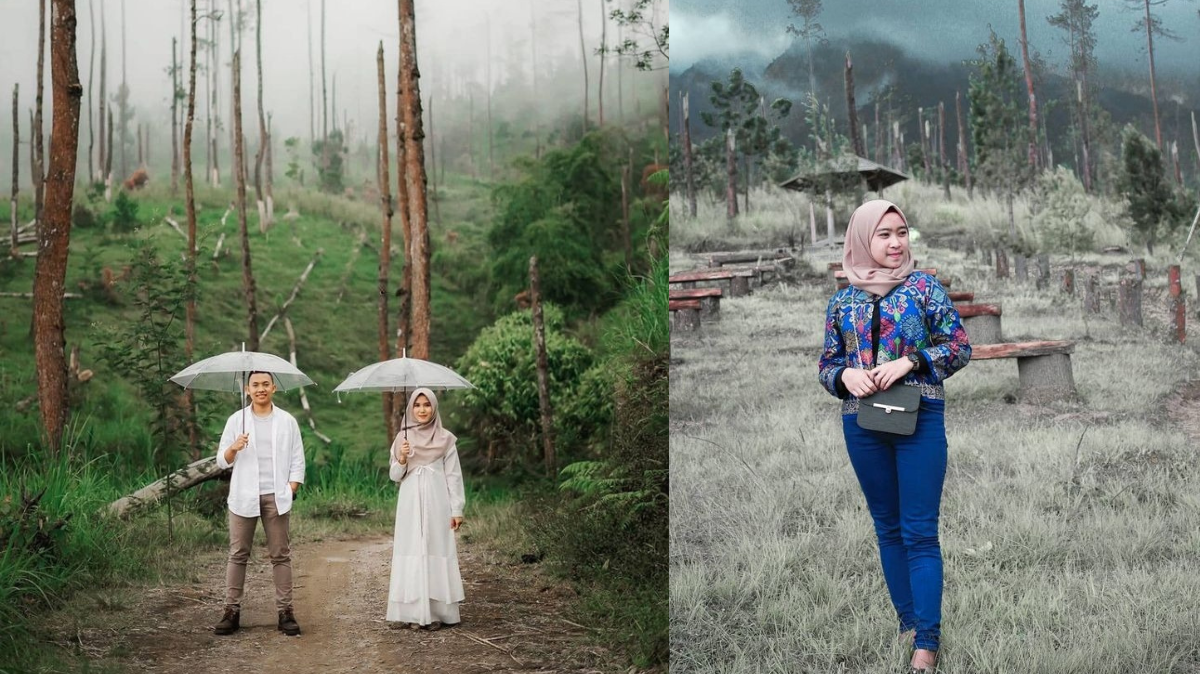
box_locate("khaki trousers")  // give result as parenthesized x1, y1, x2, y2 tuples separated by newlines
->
(224, 494, 293, 611)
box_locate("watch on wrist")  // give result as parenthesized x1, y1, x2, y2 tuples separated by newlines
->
(907, 353, 921, 371)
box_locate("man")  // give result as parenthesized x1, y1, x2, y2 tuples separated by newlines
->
(213, 370, 306, 636)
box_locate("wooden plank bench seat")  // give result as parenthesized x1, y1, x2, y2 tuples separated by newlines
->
(971, 340, 1076, 401)
(669, 299, 702, 332)
(956, 303, 1002, 344)
(708, 250, 795, 270)
(669, 268, 755, 296)
(669, 288, 722, 321)
(948, 291, 975, 303)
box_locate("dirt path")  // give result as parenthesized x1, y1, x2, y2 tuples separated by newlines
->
(63, 535, 624, 674)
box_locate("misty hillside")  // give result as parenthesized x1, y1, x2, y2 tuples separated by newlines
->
(670, 35, 1198, 172)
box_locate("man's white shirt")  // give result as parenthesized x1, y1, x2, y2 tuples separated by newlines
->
(216, 404, 306, 517)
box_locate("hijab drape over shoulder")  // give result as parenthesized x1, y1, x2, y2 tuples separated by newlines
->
(391, 387, 457, 465)
(842, 199, 915, 297)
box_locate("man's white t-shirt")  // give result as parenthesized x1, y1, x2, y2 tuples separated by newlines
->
(254, 410, 275, 495)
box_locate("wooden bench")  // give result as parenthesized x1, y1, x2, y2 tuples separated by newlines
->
(972, 340, 1076, 401)
(956, 303, 1002, 345)
(948, 291, 975, 303)
(669, 299, 701, 332)
(669, 268, 756, 297)
(708, 250, 795, 270)
(669, 287, 722, 321)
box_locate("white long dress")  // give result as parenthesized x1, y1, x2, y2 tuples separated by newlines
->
(386, 441, 466, 625)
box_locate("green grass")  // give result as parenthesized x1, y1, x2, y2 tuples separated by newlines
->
(670, 191, 1200, 672)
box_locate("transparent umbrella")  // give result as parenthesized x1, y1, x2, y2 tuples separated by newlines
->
(169, 344, 315, 432)
(333, 353, 473, 439)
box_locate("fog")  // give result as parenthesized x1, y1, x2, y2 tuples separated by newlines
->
(0, 0, 668, 188)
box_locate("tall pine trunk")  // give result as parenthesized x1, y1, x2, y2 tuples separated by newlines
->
(597, 0, 605, 127)
(9, 85, 18, 258)
(118, 0, 127, 181)
(35, 0, 83, 456)
(253, 0, 268, 233)
(1142, 0, 1162, 148)
(98, 0, 106, 182)
(682, 91, 696, 218)
(171, 37, 179, 194)
(576, 0, 589, 133)
(956, 91, 973, 199)
(87, 0, 95, 182)
(34, 0, 46, 229)
(1018, 0, 1040, 170)
(376, 42, 394, 442)
(184, 0, 199, 459)
(845, 53, 864, 157)
(398, 0, 431, 360)
(232, 49, 259, 350)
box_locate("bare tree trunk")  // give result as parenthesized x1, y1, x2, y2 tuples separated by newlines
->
(10, 85, 18, 258)
(1142, 0, 1162, 148)
(307, 0, 314, 145)
(98, 0, 106, 182)
(844, 53, 864, 157)
(184, 0, 199, 460)
(118, 0, 127, 181)
(376, 42, 394, 442)
(725, 128, 737, 220)
(87, 0, 95, 183)
(34, 0, 47, 229)
(253, 0, 267, 233)
(105, 104, 112, 199)
(918, 107, 930, 177)
(621, 153, 631, 270)
(956, 90, 972, 199)
(36, 0, 83, 456)
(939, 101, 950, 200)
(528, 0, 541, 158)
(393, 33, 412, 425)
(265, 112, 273, 224)
(1017, 0, 1039, 170)
(205, 0, 212, 184)
(486, 17, 494, 180)
(467, 90, 474, 178)
(320, 0, 327, 139)
(1079, 81, 1092, 191)
(232, 49, 259, 350)
(874, 101, 882, 164)
(529, 256, 556, 477)
(136, 122, 142, 166)
(171, 37, 179, 194)
(597, 0, 605, 127)
(1192, 111, 1200, 182)
(576, 0, 589, 133)
(682, 91, 696, 218)
(398, 0, 431, 360)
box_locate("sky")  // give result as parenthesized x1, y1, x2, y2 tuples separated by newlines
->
(0, 0, 663, 148)
(672, 0, 1199, 82)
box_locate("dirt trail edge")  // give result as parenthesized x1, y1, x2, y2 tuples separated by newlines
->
(59, 535, 624, 674)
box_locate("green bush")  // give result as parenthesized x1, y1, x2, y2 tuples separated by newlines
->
(454, 305, 600, 471)
(108, 190, 140, 233)
(1032, 166, 1095, 254)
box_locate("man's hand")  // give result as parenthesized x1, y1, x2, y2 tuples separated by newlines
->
(289, 481, 300, 496)
(450, 517, 463, 531)
(869, 358, 916, 391)
(229, 434, 249, 452)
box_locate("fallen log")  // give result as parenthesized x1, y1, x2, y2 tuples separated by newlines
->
(212, 232, 227, 260)
(0, 291, 82, 298)
(163, 216, 187, 239)
(260, 249, 324, 341)
(285, 317, 332, 444)
(107, 455, 229, 518)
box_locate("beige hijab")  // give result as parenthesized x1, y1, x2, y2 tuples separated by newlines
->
(390, 388, 457, 465)
(842, 199, 915, 297)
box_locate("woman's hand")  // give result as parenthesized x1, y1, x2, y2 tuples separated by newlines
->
(450, 517, 463, 531)
(842, 368, 879, 398)
(397, 440, 411, 464)
(870, 357, 916, 390)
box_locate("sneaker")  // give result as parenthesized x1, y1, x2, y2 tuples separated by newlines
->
(214, 607, 240, 635)
(278, 608, 301, 636)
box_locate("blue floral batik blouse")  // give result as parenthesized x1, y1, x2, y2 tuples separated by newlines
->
(818, 271, 972, 415)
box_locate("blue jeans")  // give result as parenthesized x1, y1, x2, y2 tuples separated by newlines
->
(842, 397, 946, 652)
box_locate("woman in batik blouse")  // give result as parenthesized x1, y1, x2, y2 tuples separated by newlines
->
(818, 199, 971, 674)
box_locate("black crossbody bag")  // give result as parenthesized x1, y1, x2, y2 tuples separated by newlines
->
(856, 294, 922, 435)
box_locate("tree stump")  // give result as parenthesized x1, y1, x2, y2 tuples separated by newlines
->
(983, 247, 992, 266)
(1169, 265, 1185, 344)
(673, 307, 700, 332)
(995, 248, 1009, 279)
(1014, 254, 1028, 283)
(1084, 274, 1100, 314)
(1118, 277, 1143, 327)
(963, 315, 1002, 344)
(730, 275, 751, 297)
(1036, 254, 1050, 291)
(1018, 352, 1077, 402)
(1061, 269, 1075, 295)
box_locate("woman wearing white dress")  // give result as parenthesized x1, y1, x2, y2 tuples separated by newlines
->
(386, 388, 466, 628)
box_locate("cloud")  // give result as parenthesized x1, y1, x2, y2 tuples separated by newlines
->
(671, 9, 792, 72)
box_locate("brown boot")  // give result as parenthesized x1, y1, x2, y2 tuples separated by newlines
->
(214, 607, 240, 635)
(278, 608, 301, 636)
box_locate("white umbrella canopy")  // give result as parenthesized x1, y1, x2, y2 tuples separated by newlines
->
(333, 356, 474, 394)
(169, 350, 315, 392)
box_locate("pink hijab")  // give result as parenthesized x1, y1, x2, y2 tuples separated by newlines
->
(842, 199, 914, 297)
(391, 387, 457, 465)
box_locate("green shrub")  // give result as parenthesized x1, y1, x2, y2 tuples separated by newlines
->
(109, 191, 140, 233)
